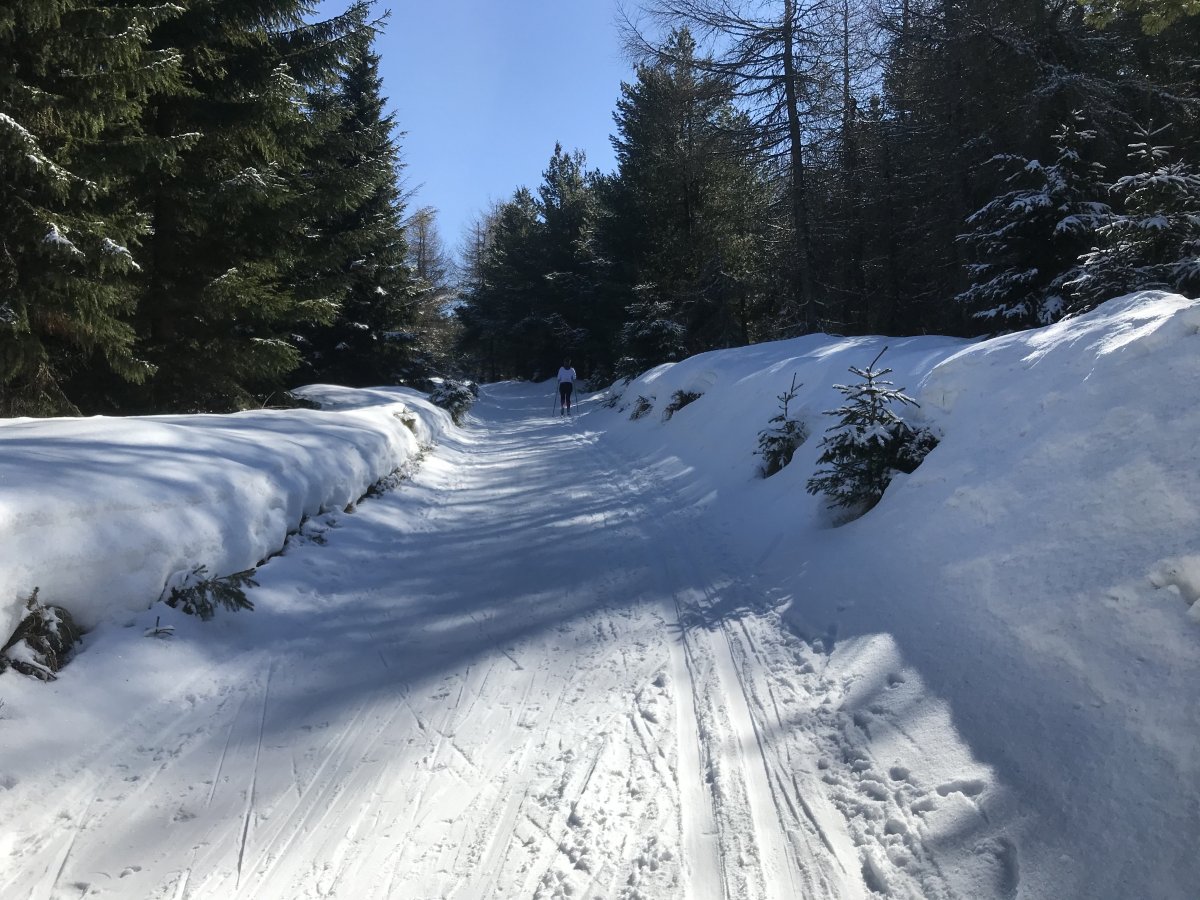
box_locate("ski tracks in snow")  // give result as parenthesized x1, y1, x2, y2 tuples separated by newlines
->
(1, 383, 1014, 899)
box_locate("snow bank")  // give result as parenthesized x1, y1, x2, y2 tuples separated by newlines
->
(597, 290, 1200, 898)
(0, 386, 451, 641)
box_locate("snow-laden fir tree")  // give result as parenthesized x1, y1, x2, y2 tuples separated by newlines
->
(806, 348, 937, 514)
(756, 374, 807, 477)
(294, 23, 416, 389)
(616, 287, 688, 380)
(956, 113, 1112, 329)
(128, 0, 372, 412)
(1071, 124, 1200, 308)
(0, 1, 182, 415)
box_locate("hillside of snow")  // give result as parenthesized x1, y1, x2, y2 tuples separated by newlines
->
(0, 290, 1196, 899)
(596, 289, 1200, 896)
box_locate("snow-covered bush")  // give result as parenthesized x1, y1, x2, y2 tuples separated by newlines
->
(1, 588, 81, 681)
(630, 395, 654, 420)
(162, 566, 257, 621)
(429, 379, 476, 424)
(806, 349, 938, 516)
(756, 374, 807, 477)
(662, 389, 702, 421)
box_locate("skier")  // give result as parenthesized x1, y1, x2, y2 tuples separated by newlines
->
(557, 359, 577, 416)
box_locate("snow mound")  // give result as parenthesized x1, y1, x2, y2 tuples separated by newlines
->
(0, 386, 450, 641)
(597, 290, 1200, 899)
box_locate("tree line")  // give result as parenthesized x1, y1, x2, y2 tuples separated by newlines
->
(456, 0, 1200, 384)
(1, 0, 455, 417)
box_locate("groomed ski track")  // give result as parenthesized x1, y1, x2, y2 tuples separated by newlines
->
(1, 381, 997, 900)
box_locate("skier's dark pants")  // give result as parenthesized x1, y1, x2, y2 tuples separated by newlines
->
(559, 382, 573, 409)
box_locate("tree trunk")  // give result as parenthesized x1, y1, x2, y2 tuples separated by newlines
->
(782, 0, 816, 329)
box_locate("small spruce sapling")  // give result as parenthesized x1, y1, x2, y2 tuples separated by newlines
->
(806, 348, 938, 515)
(756, 374, 807, 477)
(630, 395, 655, 420)
(662, 390, 702, 421)
(164, 566, 258, 621)
(1, 588, 82, 680)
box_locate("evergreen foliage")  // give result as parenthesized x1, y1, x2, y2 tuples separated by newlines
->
(164, 566, 258, 620)
(630, 395, 655, 420)
(662, 389, 702, 421)
(603, 29, 770, 371)
(0, 588, 82, 681)
(2, 1, 1198, 414)
(0, 1, 182, 415)
(1072, 125, 1200, 308)
(118, 0, 378, 413)
(293, 22, 417, 390)
(756, 374, 807, 477)
(428, 379, 477, 424)
(957, 114, 1112, 328)
(806, 348, 937, 514)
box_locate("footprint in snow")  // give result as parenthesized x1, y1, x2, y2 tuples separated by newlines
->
(936, 778, 986, 798)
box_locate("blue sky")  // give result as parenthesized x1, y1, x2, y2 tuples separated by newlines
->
(339, 1, 635, 258)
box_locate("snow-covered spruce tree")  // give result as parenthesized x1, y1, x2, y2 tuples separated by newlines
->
(294, 22, 416, 389)
(615, 287, 688, 380)
(428, 379, 476, 424)
(125, 1, 372, 412)
(806, 348, 937, 515)
(756, 374, 807, 477)
(1, 588, 82, 681)
(1071, 124, 1200, 309)
(0, 1, 182, 415)
(956, 113, 1111, 329)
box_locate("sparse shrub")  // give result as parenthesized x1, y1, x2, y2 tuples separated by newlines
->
(756, 374, 807, 477)
(806, 348, 938, 516)
(1, 588, 82, 680)
(429, 379, 476, 424)
(662, 390, 702, 421)
(630, 395, 655, 420)
(163, 566, 258, 620)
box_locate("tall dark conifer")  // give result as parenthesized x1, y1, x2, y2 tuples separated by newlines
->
(294, 24, 415, 388)
(604, 29, 770, 375)
(0, 1, 181, 415)
(127, 0, 371, 412)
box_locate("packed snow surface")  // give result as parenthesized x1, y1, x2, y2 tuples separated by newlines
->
(0, 291, 1197, 899)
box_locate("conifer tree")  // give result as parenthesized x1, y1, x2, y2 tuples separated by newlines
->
(406, 207, 460, 376)
(807, 348, 936, 514)
(1072, 125, 1200, 307)
(127, 0, 372, 412)
(456, 149, 603, 381)
(456, 188, 547, 378)
(294, 23, 415, 388)
(957, 114, 1112, 328)
(0, 1, 181, 415)
(604, 28, 770, 375)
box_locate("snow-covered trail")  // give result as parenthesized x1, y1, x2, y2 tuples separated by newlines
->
(1, 381, 1005, 900)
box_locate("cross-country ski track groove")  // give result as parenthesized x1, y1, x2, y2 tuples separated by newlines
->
(0, 380, 1016, 899)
